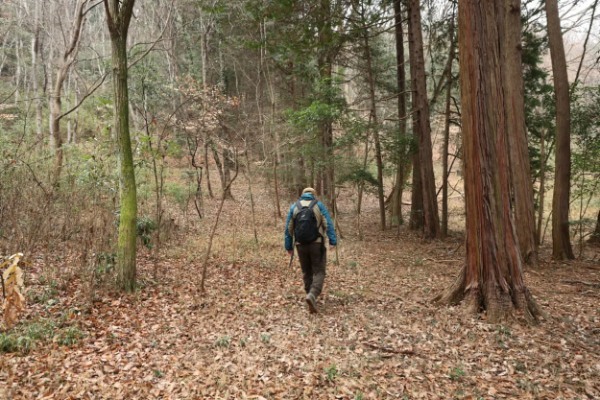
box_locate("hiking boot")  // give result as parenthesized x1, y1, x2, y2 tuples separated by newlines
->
(306, 293, 317, 314)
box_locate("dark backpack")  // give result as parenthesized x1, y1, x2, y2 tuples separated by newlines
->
(293, 199, 321, 244)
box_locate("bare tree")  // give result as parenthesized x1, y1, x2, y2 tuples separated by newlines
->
(104, 0, 138, 292)
(48, 0, 90, 183)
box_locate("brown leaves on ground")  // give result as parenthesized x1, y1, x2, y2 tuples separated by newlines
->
(1, 189, 599, 399)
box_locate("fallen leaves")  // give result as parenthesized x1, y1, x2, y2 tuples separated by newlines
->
(1, 192, 599, 399)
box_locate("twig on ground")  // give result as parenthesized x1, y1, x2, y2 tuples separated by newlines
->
(561, 280, 600, 288)
(362, 341, 416, 356)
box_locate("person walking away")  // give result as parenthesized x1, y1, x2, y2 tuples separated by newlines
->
(284, 187, 337, 313)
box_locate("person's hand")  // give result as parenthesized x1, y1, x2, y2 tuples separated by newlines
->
(329, 245, 336, 251)
(287, 249, 293, 256)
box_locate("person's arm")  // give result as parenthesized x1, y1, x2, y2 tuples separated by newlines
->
(284, 204, 295, 251)
(318, 202, 337, 246)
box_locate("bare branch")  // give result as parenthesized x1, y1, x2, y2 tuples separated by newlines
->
(127, 0, 175, 69)
(58, 72, 109, 121)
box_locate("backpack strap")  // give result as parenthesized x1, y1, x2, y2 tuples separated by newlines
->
(308, 199, 323, 232)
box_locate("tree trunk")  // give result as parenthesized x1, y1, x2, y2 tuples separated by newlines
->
(49, 0, 88, 184)
(536, 128, 546, 244)
(31, 2, 44, 141)
(211, 143, 226, 195)
(441, 7, 456, 238)
(500, 0, 538, 265)
(545, 0, 574, 260)
(359, 3, 385, 230)
(49, 83, 64, 183)
(317, 0, 335, 208)
(436, 0, 540, 323)
(105, 0, 137, 292)
(204, 138, 214, 198)
(390, 0, 408, 228)
(409, 149, 424, 230)
(223, 147, 234, 199)
(407, 0, 440, 239)
(589, 210, 600, 244)
(441, 70, 452, 238)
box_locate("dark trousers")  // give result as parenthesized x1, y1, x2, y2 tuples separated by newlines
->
(297, 242, 326, 298)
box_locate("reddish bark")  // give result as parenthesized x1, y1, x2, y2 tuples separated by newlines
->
(436, 0, 540, 323)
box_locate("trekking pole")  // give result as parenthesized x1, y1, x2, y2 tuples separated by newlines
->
(288, 240, 295, 268)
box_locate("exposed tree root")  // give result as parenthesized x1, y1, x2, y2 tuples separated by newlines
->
(432, 266, 465, 305)
(434, 266, 544, 325)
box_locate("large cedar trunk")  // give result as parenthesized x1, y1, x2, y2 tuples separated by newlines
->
(545, 0, 575, 260)
(407, 0, 440, 239)
(500, 0, 538, 265)
(436, 0, 540, 323)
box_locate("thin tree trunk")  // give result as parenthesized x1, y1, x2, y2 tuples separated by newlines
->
(359, 3, 385, 230)
(441, 7, 456, 238)
(200, 11, 213, 198)
(589, 209, 600, 244)
(49, 0, 88, 184)
(204, 138, 214, 198)
(407, 0, 440, 238)
(536, 129, 546, 244)
(441, 74, 452, 237)
(391, 0, 408, 228)
(14, 38, 22, 105)
(105, 0, 137, 292)
(199, 164, 239, 295)
(545, 0, 574, 260)
(223, 147, 234, 199)
(211, 143, 226, 195)
(244, 148, 258, 244)
(409, 149, 424, 230)
(31, 3, 44, 140)
(317, 0, 335, 208)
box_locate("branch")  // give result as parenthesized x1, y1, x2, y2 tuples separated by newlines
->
(103, 0, 117, 35)
(64, 0, 89, 62)
(572, 0, 598, 89)
(198, 151, 240, 295)
(561, 280, 600, 288)
(58, 72, 109, 121)
(0, 89, 17, 106)
(83, 0, 104, 17)
(127, 0, 175, 69)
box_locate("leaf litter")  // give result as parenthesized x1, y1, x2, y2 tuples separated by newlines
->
(1, 186, 599, 399)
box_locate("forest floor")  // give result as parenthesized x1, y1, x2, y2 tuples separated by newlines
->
(1, 185, 599, 400)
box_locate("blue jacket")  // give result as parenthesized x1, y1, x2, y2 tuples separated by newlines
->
(284, 193, 337, 251)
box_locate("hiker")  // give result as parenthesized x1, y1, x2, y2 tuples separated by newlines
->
(284, 187, 337, 313)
